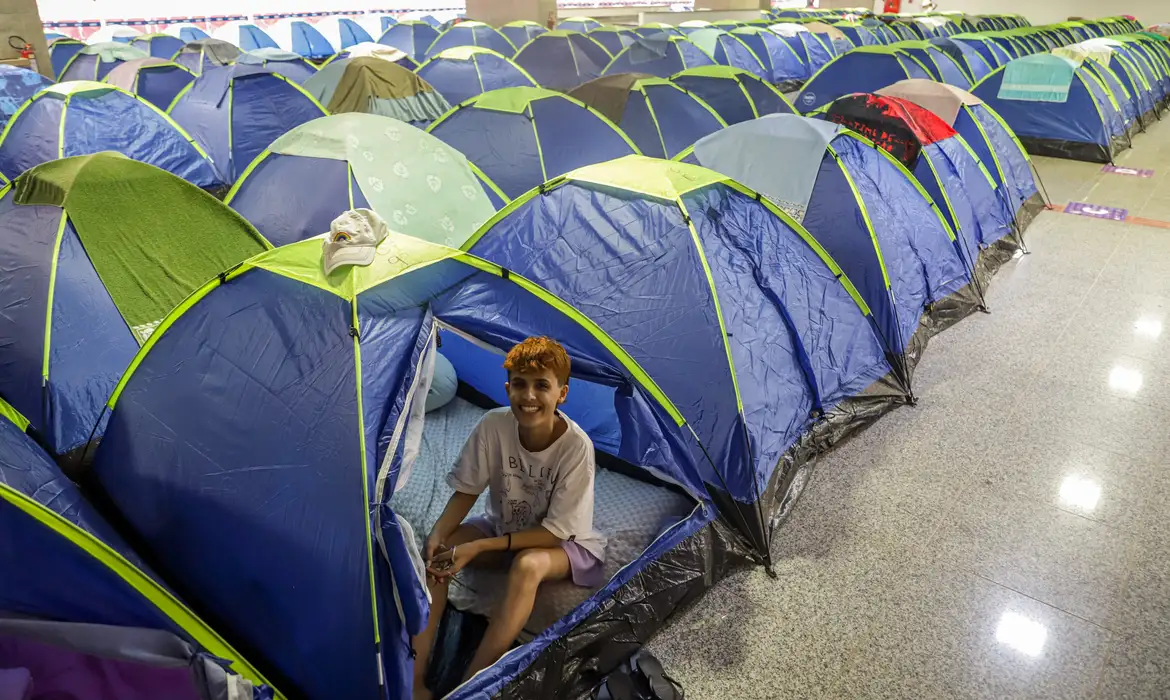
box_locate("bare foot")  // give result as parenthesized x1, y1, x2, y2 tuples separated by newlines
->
(413, 681, 433, 700)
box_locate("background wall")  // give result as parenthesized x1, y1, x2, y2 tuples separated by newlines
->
(878, 0, 1166, 25)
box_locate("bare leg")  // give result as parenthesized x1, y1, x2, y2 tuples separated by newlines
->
(413, 525, 488, 699)
(462, 547, 571, 681)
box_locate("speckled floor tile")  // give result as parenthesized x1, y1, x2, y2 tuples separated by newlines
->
(1058, 289, 1170, 362)
(1095, 636, 1170, 700)
(1029, 347, 1170, 411)
(1106, 534, 1170, 647)
(835, 564, 1112, 700)
(929, 487, 1131, 626)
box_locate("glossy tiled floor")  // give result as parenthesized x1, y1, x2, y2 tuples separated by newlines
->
(646, 127, 1170, 699)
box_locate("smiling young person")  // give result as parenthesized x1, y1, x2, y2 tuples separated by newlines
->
(411, 337, 606, 699)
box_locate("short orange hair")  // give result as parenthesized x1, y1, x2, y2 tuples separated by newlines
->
(504, 337, 570, 385)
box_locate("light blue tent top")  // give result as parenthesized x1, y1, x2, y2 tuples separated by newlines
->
(0, 65, 53, 131)
(415, 46, 537, 107)
(0, 82, 221, 188)
(426, 86, 639, 200)
(210, 21, 278, 52)
(678, 114, 969, 380)
(168, 64, 328, 184)
(795, 46, 934, 112)
(237, 48, 318, 83)
(513, 30, 613, 91)
(0, 412, 276, 699)
(602, 34, 716, 78)
(423, 20, 517, 59)
(266, 18, 335, 59)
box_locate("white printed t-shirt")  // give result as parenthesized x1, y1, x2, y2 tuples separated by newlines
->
(447, 408, 607, 561)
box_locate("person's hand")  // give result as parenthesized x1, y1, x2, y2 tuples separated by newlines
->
(427, 540, 479, 581)
(424, 530, 445, 568)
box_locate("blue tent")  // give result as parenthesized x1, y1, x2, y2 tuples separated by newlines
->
(60, 42, 150, 81)
(1076, 52, 1148, 130)
(570, 74, 726, 159)
(211, 21, 278, 52)
(930, 37, 994, 83)
(171, 39, 241, 75)
(730, 27, 808, 87)
(169, 65, 327, 184)
(686, 28, 769, 80)
(0, 65, 53, 131)
(427, 87, 638, 199)
(424, 21, 517, 59)
(416, 47, 537, 106)
(770, 26, 837, 78)
(377, 20, 441, 61)
(634, 23, 685, 38)
(225, 113, 501, 247)
(323, 42, 419, 70)
(895, 41, 973, 88)
(129, 33, 186, 59)
(467, 155, 896, 552)
(877, 79, 1043, 235)
(314, 16, 375, 52)
(558, 16, 603, 33)
(513, 30, 613, 90)
(671, 65, 796, 125)
(603, 35, 715, 78)
(952, 33, 1014, 68)
(818, 93, 1014, 297)
(0, 153, 269, 459)
(0, 83, 220, 187)
(501, 20, 547, 49)
(48, 38, 86, 78)
(87, 226, 746, 700)
(0, 412, 274, 699)
(971, 55, 1129, 162)
(834, 21, 880, 47)
(588, 25, 639, 56)
(266, 18, 335, 59)
(162, 23, 210, 43)
(102, 58, 196, 111)
(679, 114, 980, 388)
(795, 46, 934, 112)
(237, 48, 318, 83)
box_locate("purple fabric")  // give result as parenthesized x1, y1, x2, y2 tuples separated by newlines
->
(0, 636, 202, 700)
(0, 668, 31, 700)
(463, 515, 606, 587)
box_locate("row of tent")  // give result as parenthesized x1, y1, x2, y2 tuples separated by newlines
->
(1, 81, 1043, 697)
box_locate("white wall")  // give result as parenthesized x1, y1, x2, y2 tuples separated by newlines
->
(909, 0, 1165, 25)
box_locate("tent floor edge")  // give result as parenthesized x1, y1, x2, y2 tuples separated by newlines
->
(1015, 192, 1045, 237)
(1016, 136, 1115, 164)
(495, 518, 753, 700)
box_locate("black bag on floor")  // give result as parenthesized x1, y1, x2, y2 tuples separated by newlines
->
(593, 650, 685, 700)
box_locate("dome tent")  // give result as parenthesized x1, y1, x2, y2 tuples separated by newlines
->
(87, 227, 745, 700)
(878, 79, 1043, 237)
(795, 46, 933, 112)
(87, 24, 141, 44)
(895, 41, 975, 88)
(426, 86, 639, 200)
(302, 57, 450, 125)
(60, 42, 150, 82)
(314, 16, 375, 51)
(0, 411, 273, 699)
(237, 48, 318, 84)
(570, 74, 726, 158)
(323, 41, 418, 70)
(769, 25, 836, 79)
(730, 26, 808, 88)
(671, 65, 796, 125)
(677, 115, 976, 388)
(171, 38, 240, 75)
(558, 16, 603, 33)
(0, 153, 268, 459)
(377, 20, 441, 62)
(48, 37, 86, 78)
(971, 54, 1130, 162)
(602, 34, 716, 78)
(265, 18, 334, 59)
(0, 65, 53, 131)
(0, 82, 220, 189)
(513, 30, 613, 91)
(466, 156, 899, 557)
(930, 36, 995, 83)
(423, 21, 516, 59)
(415, 47, 536, 106)
(161, 23, 209, 43)
(226, 113, 499, 247)
(685, 28, 769, 80)
(500, 20, 547, 50)
(128, 32, 185, 59)
(634, 22, 684, 39)
(816, 93, 1015, 297)
(103, 57, 196, 110)
(211, 21, 277, 52)
(168, 65, 327, 184)
(588, 25, 639, 56)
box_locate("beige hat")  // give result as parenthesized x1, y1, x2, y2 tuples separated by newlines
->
(322, 208, 390, 274)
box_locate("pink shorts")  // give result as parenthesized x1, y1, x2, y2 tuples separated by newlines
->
(464, 515, 606, 588)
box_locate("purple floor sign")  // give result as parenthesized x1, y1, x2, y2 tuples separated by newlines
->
(1102, 165, 1154, 177)
(1065, 202, 1129, 221)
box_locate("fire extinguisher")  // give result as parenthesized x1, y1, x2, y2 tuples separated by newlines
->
(9, 36, 37, 74)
